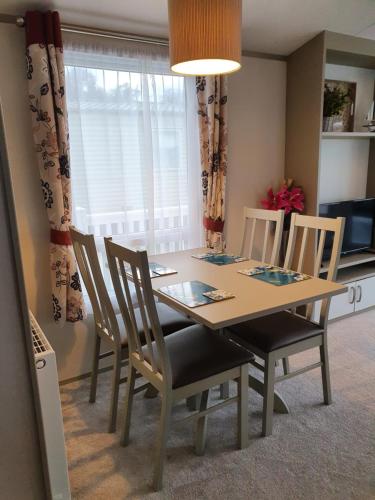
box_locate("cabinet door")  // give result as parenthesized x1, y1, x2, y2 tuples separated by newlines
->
(329, 286, 355, 319)
(354, 277, 375, 312)
(312, 285, 355, 322)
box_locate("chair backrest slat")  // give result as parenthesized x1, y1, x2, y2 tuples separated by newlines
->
(249, 218, 257, 257)
(105, 238, 172, 384)
(240, 207, 284, 265)
(297, 226, 309, 273)
(118, 260, 144, 358)
(133, 269, 158, 373)
(70, 227, 122, 345)
(283, 214, 345, 326)
(73, 235, 102, 321)
(314, 229, 326, 277)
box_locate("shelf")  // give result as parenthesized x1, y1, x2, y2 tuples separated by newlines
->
(320, 251, 375, 274)
(321, 132, 375, 139)
(320, 260, 375, 283)
(336, 263, 375, 284)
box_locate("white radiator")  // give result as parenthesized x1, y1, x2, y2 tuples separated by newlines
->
(30, 312, 71, 500)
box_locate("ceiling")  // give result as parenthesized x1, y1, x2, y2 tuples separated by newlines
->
(1, 0, 375, 56)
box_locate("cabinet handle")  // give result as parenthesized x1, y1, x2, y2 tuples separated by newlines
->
(348, 286, 356, 304)
(356, 285, 362, 303)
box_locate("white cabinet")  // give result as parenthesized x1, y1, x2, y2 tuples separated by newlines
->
(328, 285, 355, 319)
(354, 276, 375, 312)
(313, 275, 375, 321)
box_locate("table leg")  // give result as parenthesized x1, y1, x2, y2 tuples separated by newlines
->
(248, 375, 289, 414)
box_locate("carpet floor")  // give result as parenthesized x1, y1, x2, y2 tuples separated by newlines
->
(61, 310, 375, 500)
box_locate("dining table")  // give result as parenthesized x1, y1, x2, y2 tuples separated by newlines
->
(146, 248, 347, 413)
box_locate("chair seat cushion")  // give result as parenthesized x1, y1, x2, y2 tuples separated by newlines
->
(143, 325, 253, 389)
(109, 283, 138, 315)
(118, 303, 195, 346)
(228, 311, 323, 353)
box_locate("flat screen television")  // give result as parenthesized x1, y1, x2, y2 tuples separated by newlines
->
(319, 198, 375, 260)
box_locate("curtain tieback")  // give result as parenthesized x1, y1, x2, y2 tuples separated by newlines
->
(50, 228, 72, 245)
(203, 216, 224, 233)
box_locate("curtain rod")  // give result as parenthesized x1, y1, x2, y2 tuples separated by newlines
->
(61, 24, 168, 47)
(0, 13, 169, 47)
(0, 12, 286, 61)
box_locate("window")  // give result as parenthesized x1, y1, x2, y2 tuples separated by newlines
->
(64, 38, 202, 283)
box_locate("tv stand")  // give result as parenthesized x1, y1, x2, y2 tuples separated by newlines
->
(317, 249, 375, 321)
(320, 250, 375, 277)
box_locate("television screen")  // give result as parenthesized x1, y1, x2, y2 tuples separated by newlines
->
(319, 198, 375, 260)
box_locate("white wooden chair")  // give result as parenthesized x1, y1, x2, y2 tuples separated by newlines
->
(219, 207, 285, 400)
(240, 207, 284, 265)
(105, 238, 253, 491)
(227, 213, 345, 436)
(70, 227, 195, 433)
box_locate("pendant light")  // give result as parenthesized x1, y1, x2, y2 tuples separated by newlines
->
(168, 0, 242, 76)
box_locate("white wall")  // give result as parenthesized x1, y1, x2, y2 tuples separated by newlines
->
(319, 139, 369, 203)
(0, 23, 286, 380)
(226, 56, 287, 253)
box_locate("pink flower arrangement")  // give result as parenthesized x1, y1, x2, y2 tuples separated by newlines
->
(261, 179, 304, 215)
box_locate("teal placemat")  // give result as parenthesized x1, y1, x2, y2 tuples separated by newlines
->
(159, 280, 234, 308)
(192, 252, 248, 266)
(238, 266, 311, 286)
(149, 262, 177, 277)
(126, 262, 177, 279)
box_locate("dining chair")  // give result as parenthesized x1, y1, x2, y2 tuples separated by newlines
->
(218, 207, 285, 401)
(240, 206, 285, 368)
(227, 213, 345, 436)
(240, 207, 284, 265)
(70, 227, 195, 433)
(105, 238, 253, 491)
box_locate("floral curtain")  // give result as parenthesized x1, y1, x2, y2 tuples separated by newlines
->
(196, 76, 228, 249)
(25, 11, 85, 323)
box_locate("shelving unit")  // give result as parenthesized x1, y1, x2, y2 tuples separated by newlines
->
(320, 252, 375, 283)
(335, 262, 375, 284)
(322, 132, 375, 139)
(320, 251, 375, 273)
(286, 31, 375, 320)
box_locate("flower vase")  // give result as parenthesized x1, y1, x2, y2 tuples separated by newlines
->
(322, 115, 340, 132)
(322, 116, 332, 132)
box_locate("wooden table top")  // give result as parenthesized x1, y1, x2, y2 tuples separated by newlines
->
(148, 248, 347, 330)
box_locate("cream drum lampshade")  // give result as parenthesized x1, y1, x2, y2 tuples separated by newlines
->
(168, 0, 242, 76)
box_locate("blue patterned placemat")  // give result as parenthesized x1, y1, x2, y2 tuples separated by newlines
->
(126, 262, 177, 279)
(238, 266, 311, 286)
(149, 262, 177, 277)
(192, 252, 248, 266)
(159, 280, 234, 308)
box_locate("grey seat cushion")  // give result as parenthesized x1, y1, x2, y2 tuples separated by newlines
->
(117, 302, 195, 346)
(109, 283, 138, 315)
(143, 324, 253, 389)
(228, 311, 323, 353)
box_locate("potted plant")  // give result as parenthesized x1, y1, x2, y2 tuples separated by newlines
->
(261, 179, 305, 263)
(323, 84, 348, 132)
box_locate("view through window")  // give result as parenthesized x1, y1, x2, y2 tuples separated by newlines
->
(64, 48, 202, 285)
